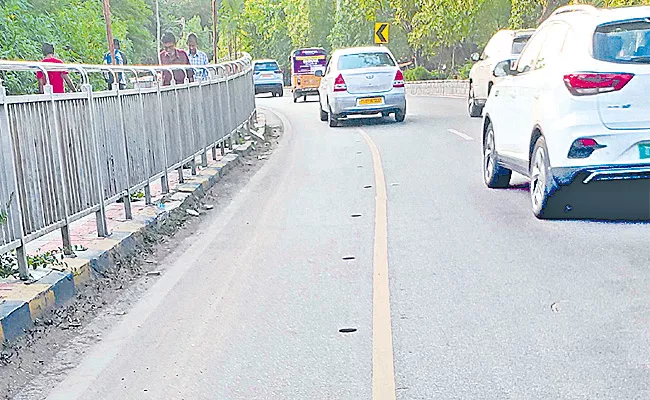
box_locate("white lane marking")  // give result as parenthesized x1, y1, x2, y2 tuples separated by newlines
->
(447, 128, 474, 141)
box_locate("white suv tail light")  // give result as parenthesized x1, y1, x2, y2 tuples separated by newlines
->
(563, 73, 634, 96)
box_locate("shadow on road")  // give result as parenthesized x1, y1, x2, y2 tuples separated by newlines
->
(333, 115, 414, 128)
(293, 98, 320, 103)
(507, 180, 650, 223)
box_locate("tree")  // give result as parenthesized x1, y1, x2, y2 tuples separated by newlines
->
(112, 0, 155, 64)
(283, 0, 311, 48)
(0, 0, 129, 93)
(328, 0, 372, 49)
(240, 0, 292, 68)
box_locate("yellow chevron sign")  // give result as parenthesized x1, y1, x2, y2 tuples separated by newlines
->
(374, 23, 389, 44)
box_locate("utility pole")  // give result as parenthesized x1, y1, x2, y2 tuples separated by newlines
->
(212, 0, 218, 62)
(102, 0, 116, 64)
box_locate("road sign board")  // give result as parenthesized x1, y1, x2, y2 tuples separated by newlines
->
(374, 23, 389, 44)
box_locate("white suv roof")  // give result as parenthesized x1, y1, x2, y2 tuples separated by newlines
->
(550, 4, 650, 23)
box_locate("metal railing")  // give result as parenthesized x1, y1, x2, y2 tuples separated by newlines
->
(0, 55, 256, 279)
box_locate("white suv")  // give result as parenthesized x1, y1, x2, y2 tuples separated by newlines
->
(483, 5, 650, 218)
(468, 29, 534, 117)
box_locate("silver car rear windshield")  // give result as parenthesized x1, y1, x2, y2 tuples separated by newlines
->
(338, 52, 395, 70)
(511, 36, 530, 55)
(254, 62, 280, 72)
(593, 19, 650, 63)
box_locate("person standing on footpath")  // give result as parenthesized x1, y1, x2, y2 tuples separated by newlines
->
(186, 33, 209, 81)
(160, 32, 194, 86)
(104, 38, 128, 90)
(36, 43, 76, 94)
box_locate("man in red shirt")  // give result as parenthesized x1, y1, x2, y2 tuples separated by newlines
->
(160, 32, 194, 86)
(36, 43, 76, 94)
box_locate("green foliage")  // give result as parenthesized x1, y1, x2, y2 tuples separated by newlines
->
(283, 0, 311, 48)
(456, 60, 472, 79)
(0, 192, 14, 226)
(0, 248, 66, 279)
(240, 0, 293, 68)
(0, 0, 131, 93)
(3, 0, 649, 98)
(112, 0, 155, 63)
(328, 0, 372, 49)
(130, 190, 145, 201)
(404, 66, 434, 81)
(509, 0, 542, 28)
(0, 251, 17, 278)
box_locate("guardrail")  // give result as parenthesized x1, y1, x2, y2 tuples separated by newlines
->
(405, 80, 469, 98)
(0, 55, 256, 279)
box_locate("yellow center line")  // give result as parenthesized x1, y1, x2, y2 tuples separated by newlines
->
(359, 128, 396, 400)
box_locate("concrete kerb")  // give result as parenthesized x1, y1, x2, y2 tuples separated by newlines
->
(0, 115, 262, 344)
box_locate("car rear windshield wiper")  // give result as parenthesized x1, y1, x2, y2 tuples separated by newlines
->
(628, 56, 650, 63)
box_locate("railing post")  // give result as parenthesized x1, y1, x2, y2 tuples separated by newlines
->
(115, 82, 133, 220)
(0, 83, 29, 279)
(186, 79, 197, 176)
(225, 64, 233, 143)
(171, 75, 184, 184)
(46, 84, 74, 255)
(198, 79, 208, 168)
(153, 70, 170, 194)
(81, 83, 109, 237)
(134, 70, 153, 205)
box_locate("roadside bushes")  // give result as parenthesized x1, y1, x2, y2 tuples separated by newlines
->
(403, 63, 473, 81)
(404, 66, 435, 81)
(403, 66, 451, 81)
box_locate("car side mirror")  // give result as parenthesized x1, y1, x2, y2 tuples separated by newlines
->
(315, 70, 324, 77)
(471, 53, 480, 62)
(493, 59, 515, 77)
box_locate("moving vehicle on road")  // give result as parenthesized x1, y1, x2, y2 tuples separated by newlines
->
(290, 48, 327, 102)
(468, 29, 535, 117)
(253, 59, 284, 97)
(483, 5, 650, 218)
(317, 46, 406, 127)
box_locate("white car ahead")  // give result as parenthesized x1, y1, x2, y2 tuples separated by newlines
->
(317, 47, 406, 127)
(468, 29, 534, 117)
(483, 5, 650, 218)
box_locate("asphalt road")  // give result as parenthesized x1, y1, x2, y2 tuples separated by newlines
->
(24, 94, 650, 399)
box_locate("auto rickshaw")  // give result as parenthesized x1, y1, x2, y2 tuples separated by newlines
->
(290, 48, 327, 103)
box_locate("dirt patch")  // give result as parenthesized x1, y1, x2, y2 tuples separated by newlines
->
(0, 120, 283, 399)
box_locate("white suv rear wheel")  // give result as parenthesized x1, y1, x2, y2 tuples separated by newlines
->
(530, 137, 557, 219)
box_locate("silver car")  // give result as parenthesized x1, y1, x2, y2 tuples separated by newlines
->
(317, 47, 406, 127)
